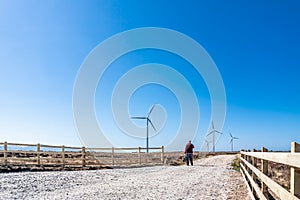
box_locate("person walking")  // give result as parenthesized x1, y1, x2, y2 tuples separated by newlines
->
(184, 140, 194, 166)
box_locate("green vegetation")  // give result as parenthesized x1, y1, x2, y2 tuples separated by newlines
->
(231, 155, 241, 171)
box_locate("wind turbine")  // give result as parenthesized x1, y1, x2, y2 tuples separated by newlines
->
(229, 132, 239, 152)
(204, 139, 211, 152)
(131, 104, 157, 153)
(207, 121, 223, 152)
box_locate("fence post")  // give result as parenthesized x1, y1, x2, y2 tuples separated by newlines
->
(4, 142, 7, 166)
(37, 143, 40, 166)
(251, 149, 257, 193)
(261, 147, 269, 199)
(291, 142, 300, 198)
(81, 146, 86, 167)
(112, 147, 115, 167)
(138, 147, 141, 165)
(161, 146, 164, 164)
(245, 150, 250, 174)
(61, 145, 65, 169)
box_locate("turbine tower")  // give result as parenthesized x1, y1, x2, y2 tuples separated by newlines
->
(131, 104, 157, 153)
(229, 132, 239, 152)
(207, 121, 222, 152)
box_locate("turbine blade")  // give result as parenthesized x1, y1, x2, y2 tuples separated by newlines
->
(148, 104, 156, 117)
(216, 130, 223, 134)
(207, 130, 214, 136)
(229, 132, 233, 138)
(234, 137, 239, 139)
(211, 121, 214, 130)
(148, 119, 157, 132)
(230, 139, 233, 144)
(131, 117, 147, 119)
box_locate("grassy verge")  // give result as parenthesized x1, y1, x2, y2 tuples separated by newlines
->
(231, 154, 241, 171)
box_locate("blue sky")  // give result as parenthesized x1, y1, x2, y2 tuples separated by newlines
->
(0, 1, 300, 151)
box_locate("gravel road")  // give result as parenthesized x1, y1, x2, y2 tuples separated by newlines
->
(0, 155, 251, 200)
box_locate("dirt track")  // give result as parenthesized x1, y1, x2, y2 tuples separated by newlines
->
(0, 155, 251, 200)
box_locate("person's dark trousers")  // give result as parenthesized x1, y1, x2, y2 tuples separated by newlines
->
(186, 153, 193, 166)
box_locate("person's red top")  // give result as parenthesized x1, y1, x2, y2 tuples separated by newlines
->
(184, 142, 194, 153)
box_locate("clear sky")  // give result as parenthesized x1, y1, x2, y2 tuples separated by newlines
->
(1, 1, 300, 151)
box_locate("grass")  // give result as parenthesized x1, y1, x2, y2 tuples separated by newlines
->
(231, 155, 241, 171)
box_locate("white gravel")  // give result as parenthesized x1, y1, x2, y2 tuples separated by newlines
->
(0, 155, 251, 200)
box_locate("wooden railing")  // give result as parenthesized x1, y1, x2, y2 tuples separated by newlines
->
(240, 142, 300, 200)
(0, 142, 165, 169)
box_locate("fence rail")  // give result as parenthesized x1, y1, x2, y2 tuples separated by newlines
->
(240, 142, 300, 200)
(0, 142, 165, 170)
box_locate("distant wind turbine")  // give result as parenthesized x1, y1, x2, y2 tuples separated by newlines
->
(207, 121, 223, 152)
(229, 132, 239, 152)
(131, 104, 157, 153)
(205, 139, 211, 152)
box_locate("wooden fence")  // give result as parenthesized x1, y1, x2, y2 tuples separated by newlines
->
(240, 142, 300, 200)
(0, 142, 165, 170)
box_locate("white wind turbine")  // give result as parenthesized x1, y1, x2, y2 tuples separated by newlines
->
(207, 121, 223, 152)
(229, 132, 239, 152)
(204, 139, 211, 152)
(131, 104, 157, 153)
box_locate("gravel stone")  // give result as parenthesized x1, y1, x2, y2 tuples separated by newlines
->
(0, 155, 251, 200)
